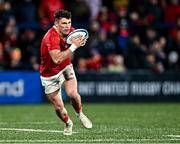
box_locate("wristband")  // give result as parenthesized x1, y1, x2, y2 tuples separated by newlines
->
(69, 44, 77, 52)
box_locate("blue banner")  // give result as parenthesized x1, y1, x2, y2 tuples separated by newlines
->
(76, 72, 180, 102)
(0, 71, 44, 104)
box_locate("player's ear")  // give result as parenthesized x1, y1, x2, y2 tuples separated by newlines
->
(54, 20, 58, 27)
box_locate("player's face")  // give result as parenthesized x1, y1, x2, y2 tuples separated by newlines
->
(56, 18, 71, 36)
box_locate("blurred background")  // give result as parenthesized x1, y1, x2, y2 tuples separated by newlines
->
(0, 0, 180, 104)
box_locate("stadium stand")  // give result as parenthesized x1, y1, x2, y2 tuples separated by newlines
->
(0, 0, 179, 73)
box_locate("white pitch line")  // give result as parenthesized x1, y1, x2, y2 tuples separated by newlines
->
(0, 138, 180, 143)
(167, 135, 180, 138)
(0, 128, 63, 133)
(0, 128, 78, 134)
(0, 121, 58, 125)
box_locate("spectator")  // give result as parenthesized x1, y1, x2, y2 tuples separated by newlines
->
(143, 27, 159, 48)
(63, 0, 90, 28)
(168, 29, 180, 69)
(0, 42, 8, 69)
(84, 0, 102, 20)
(107, 54, 126, 72)
(12, 0, 38, 29)
(77, 58, 87, 73)
(0, 0, 179, 72)
(97, 6, 117, 32)
(0, 0, 12, 31)
(86, 51, 103, 71)
(168, 51, 179, 69)
(18, 28, 39, 70)
(0, 16, 18, 66)
(126, 34, 147, 69)
(169, 17, 180, 41)
(164, 0, 180, 24)
(94, 29, 117, 58)
(39, 0, 64, 30)
(116, 19, 129, 54)
(144, 0, 163, 26)
(145, 53, 164, 73)
(8, 48, 23, 70)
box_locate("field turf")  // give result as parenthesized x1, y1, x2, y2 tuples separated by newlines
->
(0, 103, 179, 143)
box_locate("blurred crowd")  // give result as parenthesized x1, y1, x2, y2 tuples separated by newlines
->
(0, 0, 179, 73)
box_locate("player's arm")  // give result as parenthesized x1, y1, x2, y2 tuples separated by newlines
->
(49, 49, 71, 64)
(49, 37, 86, 64)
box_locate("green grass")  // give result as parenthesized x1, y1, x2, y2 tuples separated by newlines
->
(0, 103, 180, 143)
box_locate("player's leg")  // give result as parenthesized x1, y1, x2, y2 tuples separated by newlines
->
(63, 77, 82, 113)
(47, 89, 73, 135)
(62, 64, 82, 113)
(63, 77, 92, 129)
(41, 73, 73, 135)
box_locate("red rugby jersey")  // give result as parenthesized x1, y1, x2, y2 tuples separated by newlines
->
(40, 27, 74, 77)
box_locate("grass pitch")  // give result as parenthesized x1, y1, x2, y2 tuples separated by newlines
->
(0, 103, 179, 143)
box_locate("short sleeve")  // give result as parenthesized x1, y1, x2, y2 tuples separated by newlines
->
(47, 32, 60, 51)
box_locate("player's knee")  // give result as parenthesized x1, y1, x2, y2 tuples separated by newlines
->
(48, 95, 56, 103)
(48, 95, 64, 109)
(67, 90, 78, 98)
(47, 91, 59, 102)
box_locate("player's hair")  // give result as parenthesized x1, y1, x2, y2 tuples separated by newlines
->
(54, 10, 72, 20)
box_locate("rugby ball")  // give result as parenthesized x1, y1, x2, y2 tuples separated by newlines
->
(66, 29, 89, 44)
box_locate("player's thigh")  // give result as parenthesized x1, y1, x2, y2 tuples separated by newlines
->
(63, 64, 78, 94)
(63, 77, 78, 96)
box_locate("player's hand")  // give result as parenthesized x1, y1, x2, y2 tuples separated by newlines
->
(71, 36, 87, 48)
(80, 38, 87, 46)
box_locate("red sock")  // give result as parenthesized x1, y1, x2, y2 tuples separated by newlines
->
(55, 110, 69, 123)
(71, 99, 82, 113)
(63, 114, 69, 123)
(74, 104, 82, 113)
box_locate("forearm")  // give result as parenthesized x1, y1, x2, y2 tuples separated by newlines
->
(57, 49, 72, 64)
(49, 44, 78, 64)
